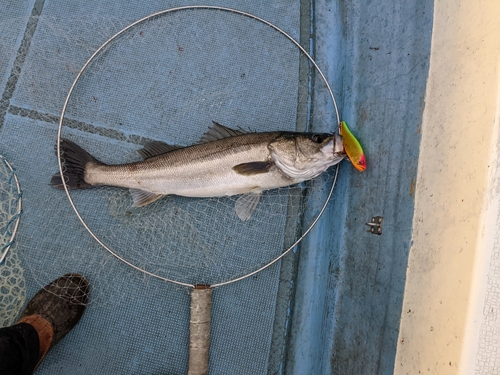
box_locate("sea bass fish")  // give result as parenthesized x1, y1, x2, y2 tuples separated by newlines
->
(51, 122, 346, 220)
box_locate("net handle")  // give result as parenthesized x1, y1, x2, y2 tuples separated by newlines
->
(188, 286, 213, 375)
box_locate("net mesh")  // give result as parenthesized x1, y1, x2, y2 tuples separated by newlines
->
(41, 8, 338, 288)
(0, 246, 25, 327)
(0, 157, 24, 327)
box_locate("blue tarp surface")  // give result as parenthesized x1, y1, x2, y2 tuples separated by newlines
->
(0, 1, 433, 374)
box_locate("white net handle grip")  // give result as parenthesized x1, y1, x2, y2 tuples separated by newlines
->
(188, 286, 213, 375)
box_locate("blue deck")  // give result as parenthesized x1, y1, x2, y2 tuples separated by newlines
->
(0, 1, 433, 374)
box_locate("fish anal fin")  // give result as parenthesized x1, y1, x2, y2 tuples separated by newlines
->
(199, 122, 248, 143)
(137, 141, 183, 159)
(233, 161, 273, 176)
(235, 192, 261, 221)
(129, 189, 165, 207)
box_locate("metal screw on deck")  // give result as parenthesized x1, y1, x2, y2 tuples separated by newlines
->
(366, 216, 383, 235)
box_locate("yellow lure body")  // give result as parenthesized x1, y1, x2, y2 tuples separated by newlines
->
(340, 121, 366, 172)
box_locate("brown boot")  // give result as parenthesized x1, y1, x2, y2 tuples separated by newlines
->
(17, 274, 89, 365)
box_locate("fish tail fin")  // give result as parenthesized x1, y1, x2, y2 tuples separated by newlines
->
(50, 139, 102, 189)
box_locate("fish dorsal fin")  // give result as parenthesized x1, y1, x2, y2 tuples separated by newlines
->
(137, 141, 183, 159)
(199, 122, 248, 143)
(235, 192, 262, 221)
(129, 189, 165, 207)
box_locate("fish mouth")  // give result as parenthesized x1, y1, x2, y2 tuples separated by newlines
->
(329, 134, 346, 156)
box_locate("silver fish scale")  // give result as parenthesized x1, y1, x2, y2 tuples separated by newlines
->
(85, 132, 304, 197)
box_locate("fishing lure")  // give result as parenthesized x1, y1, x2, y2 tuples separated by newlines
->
(340, 121, 366, 172)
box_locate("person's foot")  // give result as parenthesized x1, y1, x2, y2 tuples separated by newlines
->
(17, 274, 89, 365)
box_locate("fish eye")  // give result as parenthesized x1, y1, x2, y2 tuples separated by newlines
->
(311, 134, 326, 143)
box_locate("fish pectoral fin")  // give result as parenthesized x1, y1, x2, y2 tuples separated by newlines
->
(199, 122, 248, 143)
(137, 141, 183, 159)
(235, 192, 261, 221)
(232, 161, 273, 175)
(129, 189, 165, 207)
